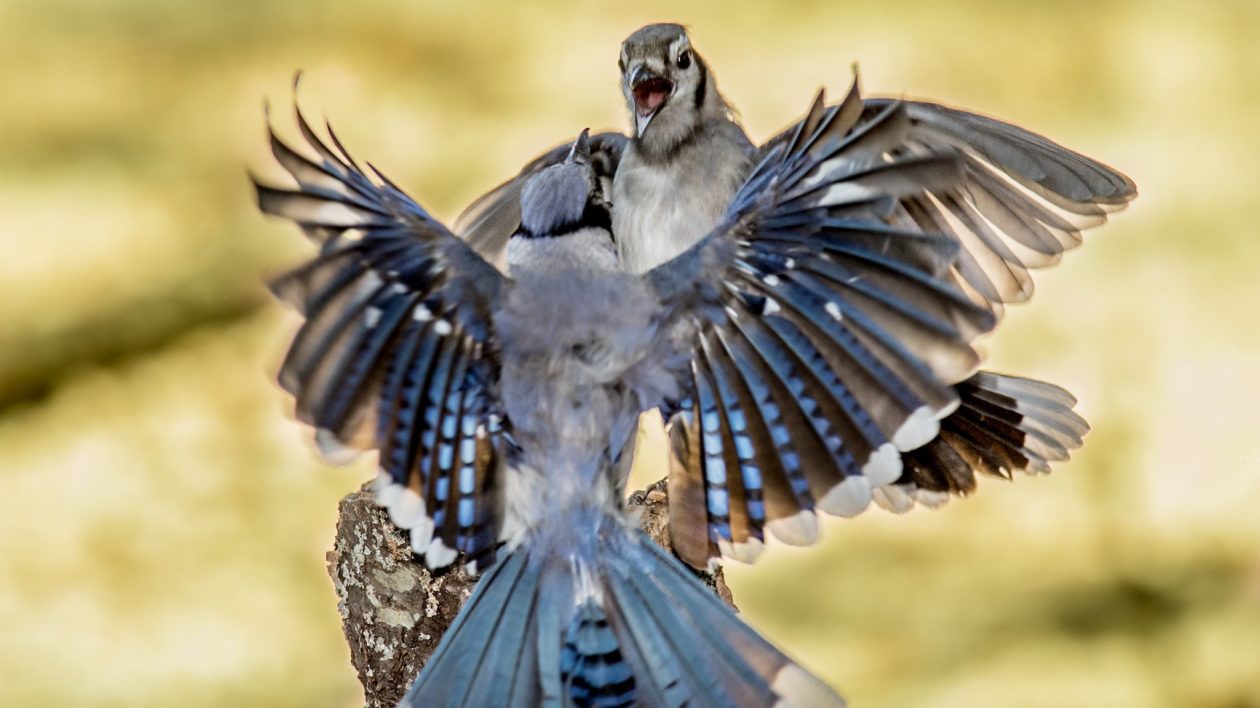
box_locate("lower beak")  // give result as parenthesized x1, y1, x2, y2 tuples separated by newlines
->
(635, 111, 655, 138)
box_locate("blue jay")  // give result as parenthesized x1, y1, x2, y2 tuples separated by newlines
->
(254, 78, 1020, 704)
(456, 24, 1133, 568)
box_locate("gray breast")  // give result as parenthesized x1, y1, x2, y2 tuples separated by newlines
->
(612, 124, 753, 274)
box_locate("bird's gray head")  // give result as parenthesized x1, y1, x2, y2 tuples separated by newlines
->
(517, 129, 611, 237)
(619, 23, 721, 158)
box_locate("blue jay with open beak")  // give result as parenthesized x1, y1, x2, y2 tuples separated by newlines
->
(253, 76, 1036, 703)
(456, 23, 1134, 568)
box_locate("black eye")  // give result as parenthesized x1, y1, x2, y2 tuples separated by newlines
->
(676, 50, 692, 70)
(618, 57, 625, 73)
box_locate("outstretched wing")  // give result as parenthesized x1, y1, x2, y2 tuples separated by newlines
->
(455, 131, 628, 265)
(254, 101, 507, 573)
(758, 96, 1136, 312)
(648, 80, 1001, 568)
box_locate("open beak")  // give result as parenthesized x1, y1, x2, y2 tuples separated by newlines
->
(629, 65, 673, 137)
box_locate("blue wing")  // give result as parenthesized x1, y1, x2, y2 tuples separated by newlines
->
(649, 79, 1001, 567)
(254, 96, 506, 573)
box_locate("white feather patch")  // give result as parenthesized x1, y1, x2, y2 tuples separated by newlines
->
(410, 515, 436, 555)
(667, 33, 692, 58)
(815, 181, 877, 207)
(412, 304, 433, 321)
(315, 428, 360, 464)
(891, 405, 941, 451)
(771, 663, 846, 707)
(872, 484, 916, 514)
(816, 475, 872, 518)
(717, 536, 766, 565)
(767, 510, 820, 546)
(286, 199, 367, 227)
(425, 537, 458, 570)
(824, 301, 844, 321)
(387, 488, 424, 530)
(373, 472, 402, 507)
(434, 319, 453, 336)
(912, 488, 951, 509)
(862, 442, 902, 487)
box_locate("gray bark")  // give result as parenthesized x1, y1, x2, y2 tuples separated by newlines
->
(326, 480, 733, 708)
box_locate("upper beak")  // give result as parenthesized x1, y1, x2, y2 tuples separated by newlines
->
(627, 64, 674, 138)
(628, 64, 655, 89)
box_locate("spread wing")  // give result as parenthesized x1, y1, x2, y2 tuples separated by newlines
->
(454, 131, 628, 265)
(757, 96, 1136, 312)
(254, 101, 507, 573)
(648, 80, 1002, 568)
(747, 90, 1129, 528)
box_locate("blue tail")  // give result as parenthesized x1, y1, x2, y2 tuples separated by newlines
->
(401, 526, 844, 707)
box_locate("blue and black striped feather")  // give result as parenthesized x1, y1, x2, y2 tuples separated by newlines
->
(692, 352, 763, 554)
(559, 601, 636, 707)
(254, 97, 508, 572)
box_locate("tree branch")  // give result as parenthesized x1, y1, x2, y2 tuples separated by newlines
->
(326, 480, 733, 707)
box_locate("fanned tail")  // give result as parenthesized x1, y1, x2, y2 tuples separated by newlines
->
(402, 525, 844, 707)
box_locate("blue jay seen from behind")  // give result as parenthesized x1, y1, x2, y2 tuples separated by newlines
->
(254, 77, 1026, 703)
(457, 24, 1132, 568)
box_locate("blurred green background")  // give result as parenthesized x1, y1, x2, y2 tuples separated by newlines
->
(2, 0, 1258, 705)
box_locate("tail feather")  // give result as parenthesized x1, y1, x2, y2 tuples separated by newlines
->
(409, 549, 537, 706)
(401, 530, 844, 707)
(610, 538, 839, 707)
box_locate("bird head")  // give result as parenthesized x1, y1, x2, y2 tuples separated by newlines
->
(619, 23, 712, 150)
(517, 129, 609, 238)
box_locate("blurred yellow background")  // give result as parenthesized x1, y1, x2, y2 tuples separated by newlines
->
(2, 0, 1258, 706)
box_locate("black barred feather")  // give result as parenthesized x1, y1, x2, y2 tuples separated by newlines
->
(698, 327, 789, 557)
(711, 323, 828, 525)
(561, 601, 636, 707)
(254, 98, 507, 572)
(876, 371, 1089, 513)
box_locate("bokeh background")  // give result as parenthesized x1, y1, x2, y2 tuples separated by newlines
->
(2, 0, 1258, 705)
